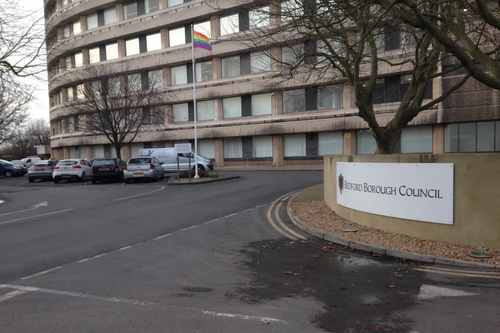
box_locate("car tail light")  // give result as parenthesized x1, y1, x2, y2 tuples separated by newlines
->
(124, 165, 127, 171)
(115, 167, 119, 173)
(150, 164, 154, 170)
(29, 168, 35, 171)
(91, 168, 94, 174)
(72, 165, 82, 169)
(54, 165, 60, 169)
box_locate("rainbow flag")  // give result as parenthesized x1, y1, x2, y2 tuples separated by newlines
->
(193, 31, 212, 51)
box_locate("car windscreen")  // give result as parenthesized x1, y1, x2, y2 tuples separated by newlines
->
(94, 160, 115, 167)
(58, 161, 78, 166)
(128, 158, 151, 164)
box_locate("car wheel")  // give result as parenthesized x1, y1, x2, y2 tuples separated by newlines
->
(124, 178, 131, 184)
(5, 170, 13, 178)
(53, 179, 59, 184)
(80, 172, 86, 182)
(91, 179, 97, 184)
(154, 172, 159, 182)
(192, 164, 205, 174)
(28, 178, 34, 183)
(160, 171, 165, 180)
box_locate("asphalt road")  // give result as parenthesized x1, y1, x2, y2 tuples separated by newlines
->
(0, 172, 499, 332)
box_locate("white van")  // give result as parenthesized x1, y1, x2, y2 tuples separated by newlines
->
(21, 156, 41, 168)
(137, 148, 214, 172)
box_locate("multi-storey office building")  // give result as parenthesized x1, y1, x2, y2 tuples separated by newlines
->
(45, 0, 500, 167)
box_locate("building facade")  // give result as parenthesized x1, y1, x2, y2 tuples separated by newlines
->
(44, 0, 500, 167)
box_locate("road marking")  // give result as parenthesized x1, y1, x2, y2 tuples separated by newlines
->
(119, 246, 132, 250)
(21, 266, 62, 280)
(416, 266, 500, 277)
(414, 267, 500, 280)
(114, 187, 165, 201)
(0, 290, 28, 303)
(266, 194, 298, 240)
(203, 219, 219, 224)
(273, 201, 306, 240)
(154, 233, 172, 240)
(418, 284, 479, 300)
(0, 284, 288, 324)
(78, 254, 107, 263)
(225, 213, 237, 218)
(0, 201, 48, 217)
(0, 209, 74, 226)
(180, 225, 197, 232)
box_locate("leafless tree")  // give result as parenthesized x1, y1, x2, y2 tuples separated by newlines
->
(232, 0, 469, 153)
(0, 118, 50, 159)
(26, 118, 51, 145)
(372, 0, 500, 91)
(66, 65, 168, 159)
(0, 76, 31, 143)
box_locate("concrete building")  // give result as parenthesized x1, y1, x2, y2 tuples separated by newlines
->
(44, 0, 500, 167)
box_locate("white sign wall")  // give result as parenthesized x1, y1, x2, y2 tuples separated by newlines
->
(336, 162, 454, 225)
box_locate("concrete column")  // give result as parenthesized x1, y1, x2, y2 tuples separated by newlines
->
(159, 0, 167, 10)
(214, 138, 224, 167)
(165, 141, 174, 148)
(342, 83, 351, 109)
(269, 0, 281, 25)
(213, 98, 223, 120)
(82, 48, 90, 65)
(63, 147, 70, 159)
(80, 15, 87, 31)
(272, 135, 284, 167)
(164, 104, 173, 124)
(210, 16, 220, 37)
(271, 91, 283, 115)
(270, 46, 281, 71)
(116, 3, 124, 21)
(212, 57, 222, 80)
(117, 39, 126, 57)
(160, 28, 169, 48)
(432, 124, 444, 154)
(163, 67, 171, 87)
(343, 130, 357, 155)
(122, 144, 131, 161)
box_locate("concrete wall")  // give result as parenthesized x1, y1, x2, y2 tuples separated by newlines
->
(324, 154, 500, 248)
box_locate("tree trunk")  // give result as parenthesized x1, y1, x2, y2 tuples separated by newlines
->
(372, 127, 401, 154)
(114, 144, 122, 159)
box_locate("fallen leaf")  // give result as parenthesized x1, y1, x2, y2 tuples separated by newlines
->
(293, 273, 302, 276)
(306, 270, 312, 274)
(283, 271, 293, 275)
(299, 265, 306, 269)
(263, 320, 270, 325)
(407, 290, 419, 293)
(310, 255, 319, 258)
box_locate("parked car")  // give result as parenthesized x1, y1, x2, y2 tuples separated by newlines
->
(124, 157, 164, 183)
(11, 160, 28, 174)
(88, 159, 96, 167)
(137, 148, 213, 172)
(27, 160, 58, 182)
(0, 159, 25, 177)
(91, 158, 125, 184)
(21, 156, 41, 168)
(53, 159, 91, 183)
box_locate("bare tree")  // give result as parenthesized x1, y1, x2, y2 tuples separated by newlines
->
(0, 118, 50, 159)
(372, 0, 500, 91)
(0, 76, 31, 143)
(67, 65, 167, 159)
(26, 118, 51, 145)
(234, 0, 469, 153)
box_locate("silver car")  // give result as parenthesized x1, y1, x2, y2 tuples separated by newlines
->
(124, 157, 164, 183)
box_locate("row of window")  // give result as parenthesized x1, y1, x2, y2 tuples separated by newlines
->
(445, 121, 500, 153)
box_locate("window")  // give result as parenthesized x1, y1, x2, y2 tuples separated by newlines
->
(67, 87, 74, 101)
(74, 52, 83, 67)
(224, 138, 243, 158)
(282, 44, 304, 68)
(89, 47, 100, 63)
(65, 56, 72, 69)
(318, 132, 343, 155)
(126, 38, 140, 56)
(220, 14, 239, 36)
(222, 56, 241, 78)
(104, 7, 116, 25)
(78, 115, 85, 131)
(124, 2, 138, 20)
(194, 21, 211, 38)
(445, 121, 500, 152)
(148, 69, 163, 88)
(401, 126, 432, 153)
(63, 25, 71, 39)
(169, 27, 186, 47)
(372, 75, 432, 104)
(281, 0, 304, 22)
(106, 43, 119, 60)
(128, 74, 142, 91)
(58, 121, 62, 134)
(318, 85, 342, 109)
(76, 84, 85, 99)
(87, 13, 98, 30)
(357, 130, 377, 154)
(62, 0, 69, 6)
(284, 134, 306, 157)
(251, 94, 272, 116)
(173, 103, 189, 122)
(198, 139, 215, 159)
(223, 97, 242, 118)
(197, 100, 214, 120)
(168, 0, 183, 7)
(283, 89, 306, 113)
(68, 117, 75, 133)
(317, 38, 343, 63)
(252, 136, 272, 157)
(171, 65, 188, 85)
(250, 6, 270, 29)
(145, 0, 159, 13)
(108, 77, 121, 95)
(146, 33, 162, 52)
(195, 61, 212, 82)
(250, 51, 271, 73)
(73, 21, 81, 35)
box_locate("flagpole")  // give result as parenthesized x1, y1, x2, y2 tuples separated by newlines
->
(191, 25, 199, 178)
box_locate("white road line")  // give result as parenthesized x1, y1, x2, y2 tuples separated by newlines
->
(78, 258, 90, 263)
(203, 219, 219, 224)
(242, 208, 253, 212)
(21, 266, 62, 280)
(119, 246, 132, 250)
(0, 202, 48, 217)
(153, 233, 172, 240)
(78, 253, 107, 263)
(0, 209, 74, 226)
(0, 290, 28, 303)
(0, 284, 288, 324)
(225, 213, 237, 218)
(180, 226, 197, 232)
(114, 187, 165, 201)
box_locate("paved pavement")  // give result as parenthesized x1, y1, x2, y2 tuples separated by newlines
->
(0, 171, 499, 332)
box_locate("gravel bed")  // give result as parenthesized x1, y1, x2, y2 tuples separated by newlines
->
(293, 200, 500, 266)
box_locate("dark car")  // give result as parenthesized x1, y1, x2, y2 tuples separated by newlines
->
(0, 159, 24, 177)
(27, 160, 58, 182)
(90, 158, 125, 184)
